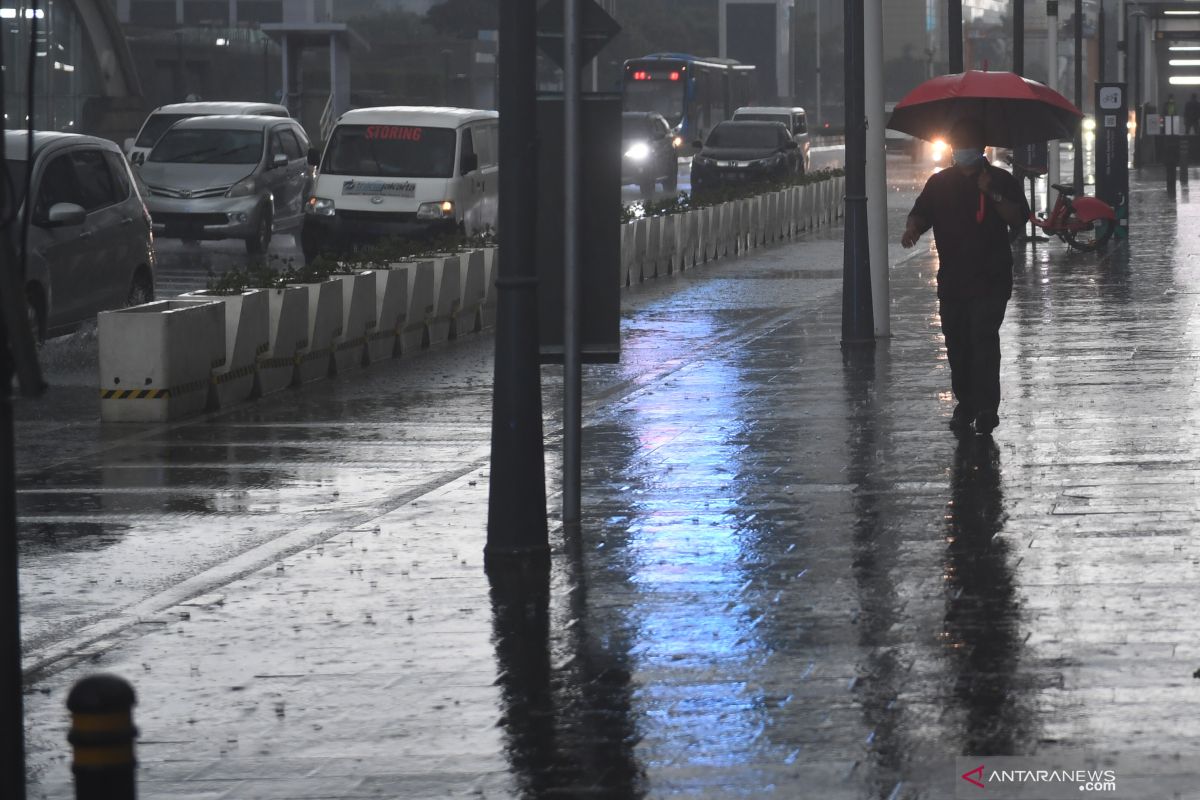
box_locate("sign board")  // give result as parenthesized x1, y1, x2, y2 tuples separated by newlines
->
(536, 0, 621, 70)
(535, 94, 622, 364)
(1094, 82, 1129, 239)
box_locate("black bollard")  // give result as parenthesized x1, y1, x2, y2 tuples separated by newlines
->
(67, 674, 138, 800)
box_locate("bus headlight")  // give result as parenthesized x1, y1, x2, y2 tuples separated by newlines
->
(624, 142, 651, 161)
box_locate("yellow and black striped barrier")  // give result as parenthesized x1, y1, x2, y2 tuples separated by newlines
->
(100, 376, 208, 401)
(67, 674, 138, 799)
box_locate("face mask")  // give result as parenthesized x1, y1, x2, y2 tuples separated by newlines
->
(953, 147, 984, 167)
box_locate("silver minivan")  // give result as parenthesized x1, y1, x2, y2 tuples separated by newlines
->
(5, 131, 156, 340)
(141, 115, 312, 254)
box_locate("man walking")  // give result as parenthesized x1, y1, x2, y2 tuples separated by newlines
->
(1185, 93, 1200, 136)
(900, 118, 1027, 435)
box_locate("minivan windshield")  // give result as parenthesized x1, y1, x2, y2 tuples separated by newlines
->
(322, 125, 457, 178)
(621, 116, 660, 142)
(705, 124, 785, 149)
(149, 129, 264, 164)
(134, 114, 191, 149)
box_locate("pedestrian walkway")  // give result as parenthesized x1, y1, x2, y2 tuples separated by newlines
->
(21, 166, 1200, 799)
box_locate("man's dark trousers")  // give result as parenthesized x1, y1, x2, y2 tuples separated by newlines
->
(939, 295, 1008, 417)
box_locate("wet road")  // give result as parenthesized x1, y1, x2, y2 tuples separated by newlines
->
(22, 157, 1200, 797)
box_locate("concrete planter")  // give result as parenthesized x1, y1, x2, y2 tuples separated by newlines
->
(178, 289, 268, 409)
(480, 248, 498, 329)
(257, 286, 308, 396)
(291, 278, 342, 384)
(98, 300, 225, 423)
(331, 271, 376, 375)
(620, 222, 636, 286)
(400, 259, 436, 354)
(429, 254, 462, 344)
(703, 206, 718, 262)
(644, 216, 662, 279)
(681, 210, 698, 269)
(367, 265, 408, 363)
(661, 214, 679, 275)
(720, 202, 735, 257)
(458, 249, 487, 336)
(632, 218, 648, 283)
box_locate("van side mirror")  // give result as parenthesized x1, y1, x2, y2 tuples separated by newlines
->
(307, 148, 320, 167)
(123, 137, 135, 155)
(460, 153, 479, 175)
(45, 202, 86, 228)
(271, 153, 289, 169)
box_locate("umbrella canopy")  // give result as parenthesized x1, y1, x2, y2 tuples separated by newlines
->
(887, 70, 1082, 148)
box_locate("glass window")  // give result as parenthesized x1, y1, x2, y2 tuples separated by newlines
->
(34, 154, 83, 221)
(322, 125, 457, 178)
(793, 113, 807, 134)
(268, 130, 286, 160)
(72, 150, 119, 211)
(149, 129, 264, 164)
(280, 130, 304, 160)
(103, 152, 133, 202)
(475, 124, 497, 168)
(623, 82, 685, 125)
(135, 115, 192, 149)
(705, 123, 784, 149)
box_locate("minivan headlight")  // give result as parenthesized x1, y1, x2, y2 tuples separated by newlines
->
(417, 200, 455, 220)
(306, 196, 335, 217)
(226, 176, 257, 198)
(624, 142, 651, 161)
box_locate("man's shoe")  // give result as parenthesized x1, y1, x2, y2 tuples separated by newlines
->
(975, 411, 1000, 436)
(949, 405, 974, 432)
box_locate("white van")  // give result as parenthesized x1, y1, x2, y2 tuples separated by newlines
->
(125, 101, 290, 168)
(300, 106, 498, 261)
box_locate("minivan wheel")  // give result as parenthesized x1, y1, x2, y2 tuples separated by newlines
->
(245, 209, 272, 255)
(127, 271, 154, 307)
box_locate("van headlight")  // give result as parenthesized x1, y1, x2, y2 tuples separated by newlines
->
(417, 200, 455, 220)
(306, 196, 335, 217)
(624, 142, 651, 161)
(226, 176, 257, 198)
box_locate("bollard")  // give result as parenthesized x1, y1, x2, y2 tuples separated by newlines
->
(1166, 137, 1179, 199)
(67, 674, 138, 800)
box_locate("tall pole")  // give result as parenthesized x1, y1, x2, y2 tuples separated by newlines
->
(949, 0, 964, 72)
(815, 0, 822, 127)
(1014, 0, 1025, 74)
(1, 320, 24, 800)
(562, 0, 582, 525)
(487, 0, 549, 566)
(1117, 0, 1126, 83)
(1047, 0, 1060, 211)
(1074, 0, 1084, 192)
(1098, 0, 1106, 83)
(842, 0, 873, 344)
(864, 0, 888, 337)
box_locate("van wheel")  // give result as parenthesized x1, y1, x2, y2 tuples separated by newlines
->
(127, 270, 154, 307)
(246, 209, 272, 255)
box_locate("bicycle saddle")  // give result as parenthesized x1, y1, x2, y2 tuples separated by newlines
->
(1051, 183, 1077, 196)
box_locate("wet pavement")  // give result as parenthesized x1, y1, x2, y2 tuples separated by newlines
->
(17, 159, 1200, 798)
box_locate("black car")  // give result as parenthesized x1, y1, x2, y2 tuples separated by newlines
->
(690, 121, 800, 193)
(621, 112, 679, 196)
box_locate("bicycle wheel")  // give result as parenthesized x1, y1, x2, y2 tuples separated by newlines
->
(1063, 208, 1116, 252)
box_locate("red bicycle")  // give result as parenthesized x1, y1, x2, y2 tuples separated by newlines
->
(1029, 183, 1118, 252)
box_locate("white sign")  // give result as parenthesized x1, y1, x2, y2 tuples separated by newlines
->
(1099, 86, 1123, 110)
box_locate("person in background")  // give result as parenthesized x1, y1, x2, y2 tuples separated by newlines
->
(900, 118, 1028, 436)
(1185, 94, 1200, 136)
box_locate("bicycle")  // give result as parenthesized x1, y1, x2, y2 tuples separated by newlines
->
(1028, 183, 1118, 252)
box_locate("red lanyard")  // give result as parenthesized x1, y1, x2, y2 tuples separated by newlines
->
(975, 191, 986, 224)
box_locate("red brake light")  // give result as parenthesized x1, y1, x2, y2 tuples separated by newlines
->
(669, 71, 680, 81)
(632, 70, 649, 81)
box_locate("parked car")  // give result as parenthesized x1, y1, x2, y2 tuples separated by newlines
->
(732, 106, 811, 174)
(690, 121, 800, 192)
(124, 101, 290, 169)
(140, 115, 313, 254)
(301, 106, 499, 262)
(621, 111, 679, 196)
(4, 131, 155, 341)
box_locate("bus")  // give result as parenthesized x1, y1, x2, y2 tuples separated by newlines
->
(622, 54, 756, 155)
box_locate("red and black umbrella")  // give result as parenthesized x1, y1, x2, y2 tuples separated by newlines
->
(887, 70, 1082, 148)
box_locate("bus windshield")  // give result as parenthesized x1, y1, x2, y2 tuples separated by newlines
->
(623, 81, 684, 125)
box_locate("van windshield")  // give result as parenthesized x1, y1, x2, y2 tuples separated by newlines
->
(322, 125, 456, 178)
(149, 129, 264, 164)
(735, 113, 791, 131)
(134, 114, 191, 149)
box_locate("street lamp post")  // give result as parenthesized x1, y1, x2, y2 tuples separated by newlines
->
(949, 0, 963, 72)
(842, 0, 873, 345)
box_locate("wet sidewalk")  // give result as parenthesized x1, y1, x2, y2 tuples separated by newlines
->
(20, 166, 1200, 799)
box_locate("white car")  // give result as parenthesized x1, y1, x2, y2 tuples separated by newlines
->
(125, 101, 290, 169)
(6, 131, 155, 340)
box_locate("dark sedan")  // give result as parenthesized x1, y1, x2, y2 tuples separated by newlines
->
(621, 112, 679, 196)
(690, 121, 800, 193)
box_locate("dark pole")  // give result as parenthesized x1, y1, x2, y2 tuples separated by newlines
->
(1098, 0, 1106, 83)
(1135, 10, 1142, 168)
(842, 0, 874, 344)
(1074, 0, 1084, 191)
(486, 0, 549, 567)
(1014, 0, 1025, 75)
(949, 0, 964, 72)
(1, 318, 24, 800)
